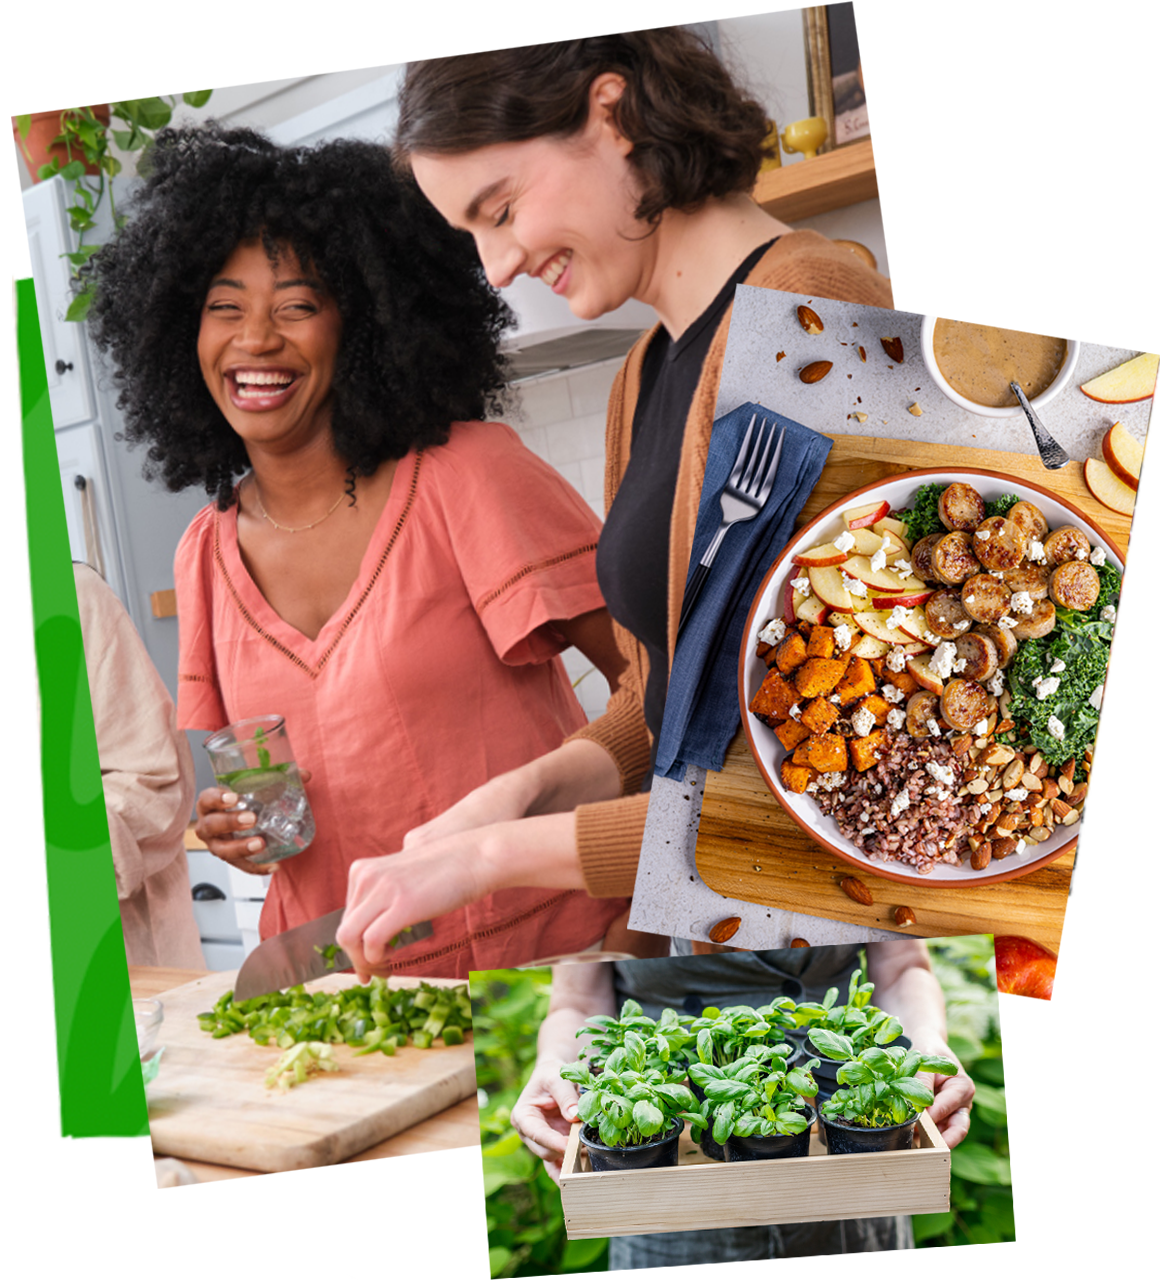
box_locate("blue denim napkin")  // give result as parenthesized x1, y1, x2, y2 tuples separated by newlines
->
(654, 400, 832, 780)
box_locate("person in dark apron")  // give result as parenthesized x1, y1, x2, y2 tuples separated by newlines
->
(511, 941, 975, 1265)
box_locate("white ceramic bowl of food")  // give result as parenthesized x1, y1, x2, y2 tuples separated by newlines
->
(738, 467, 1123, 888)
(920, 315, 1081, 419)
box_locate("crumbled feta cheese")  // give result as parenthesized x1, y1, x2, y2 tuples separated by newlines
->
(973, 718, 989, 735)
(886, 707, 906, 730)
(1010, 591, 1034, 615)
(883, 684, 904, 704)
(806, 782, 818, 793)
(926, 761, 955, 786)
(924, 630, 939, 645)
(861, 827, 876, 835)
(1100, 605, 1117, 623)
(1047, 715, 1066, 741)
(851, 706, 876, 737)
(1029, 540, 1046, 562)
(888, 604, 909, 630)
(875, 784, 883, 795)
(790, 575, 811, 595)
(890, 791, 911, 818)
(992, 571, 1005, 581)
(1089, 685, 1104, 711)
(979, 802, 992, 814)
(834, 530, 856, 554)
(870, 547, 888, 573)
(1007, 787, 1029, 801)
(987, 670, 1006, 695)
(1050, 658, 1066, 675)
(789, 703, 802, 720)
(830, 693, 842, 703)
(998, 616, 1017, 630)
(1075, 547, 1088, 560)
(975, 529, 991, 541)
(894, 559, 913, 577)
(936, 788, 950, 800)
(931, 641, 957, 679)
(1035, 677, 1061, 700)
(955, 619, 971, 631)
(841, 572, 869, 598)
(819, 772, 845, 791)
(1090, 546, 1107, 567)
(926, 719, 942, 737)
(758, 617, 787, 646)
(953, 657, 968, 673)
(965, 595, 975, 605)
(833, 623, 853, 651)
(886, 646, 908, 672)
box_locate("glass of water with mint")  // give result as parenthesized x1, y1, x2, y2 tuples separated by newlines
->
(204, 715, 315, 863)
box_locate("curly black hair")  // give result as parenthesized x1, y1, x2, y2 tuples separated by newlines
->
(82, 121, 515, 508)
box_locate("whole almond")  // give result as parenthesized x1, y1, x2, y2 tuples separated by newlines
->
(797, 304, 824, 334)
(790, 938, 810, 949)
(894, 905, 917, 927)
(839, 876, 874, 906)
(858, 345, 867, 362)
(708, 916, 742, 944)
(992, 836, 1018, 859)
(799, 360, 833, 384)
(881, 336, 904, 363)
(971, 843, 992, 870)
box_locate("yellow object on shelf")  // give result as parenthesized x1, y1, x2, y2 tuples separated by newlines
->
(781, 116, 829, 161)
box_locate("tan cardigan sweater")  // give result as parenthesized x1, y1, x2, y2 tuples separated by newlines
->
(569, 231, 894, 896)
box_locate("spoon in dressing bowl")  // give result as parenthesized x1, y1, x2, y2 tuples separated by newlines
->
(1009, 381, 1070, 470)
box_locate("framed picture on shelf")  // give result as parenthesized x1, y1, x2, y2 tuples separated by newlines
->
(804, 0, 993, 151)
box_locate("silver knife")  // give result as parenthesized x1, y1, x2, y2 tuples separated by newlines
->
(232, 909, 434, 1001)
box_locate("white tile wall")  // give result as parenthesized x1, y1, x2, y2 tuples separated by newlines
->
(506, 358, 622, 720)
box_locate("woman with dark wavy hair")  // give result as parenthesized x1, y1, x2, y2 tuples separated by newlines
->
(83, 121, 631, 976)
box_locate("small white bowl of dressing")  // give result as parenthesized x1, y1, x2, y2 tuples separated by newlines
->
(921, 316, 1081, 419)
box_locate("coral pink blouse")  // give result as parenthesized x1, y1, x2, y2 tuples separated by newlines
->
(175, 421, 629, 976)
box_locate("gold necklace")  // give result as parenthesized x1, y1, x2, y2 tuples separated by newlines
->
(251, 477, 345, 533)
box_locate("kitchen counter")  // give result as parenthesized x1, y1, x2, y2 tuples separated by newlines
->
(13, 967, 473, 1187)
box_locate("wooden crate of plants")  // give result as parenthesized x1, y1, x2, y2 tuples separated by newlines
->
(559, 1110, 950, 1239)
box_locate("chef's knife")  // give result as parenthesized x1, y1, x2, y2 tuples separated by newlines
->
(232, 909, 434, 1000)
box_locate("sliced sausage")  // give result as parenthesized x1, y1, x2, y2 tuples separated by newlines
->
(975, 622, 1019, 668)
(905, 690, 942, 737)
(1043, 526, 1092, 567)
(940, 678, 994, 732)
(932, 532, 981, 585)
(953, 632, 1000, 682)
(938, 483, 987, 531)
(924, 589, 973, 639)
(972, 516, 1028, 571)
(1049, 561, 1101, 611)
(961, 573, 1013, 623)
(1007, 501, 1049, 544)
(1003, 563, 1050, 601)
(1011, 599, 1056, 640)
(910, 534, 943, 584)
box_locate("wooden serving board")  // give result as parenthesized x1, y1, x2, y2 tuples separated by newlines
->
(143, 970, 476, 1173)
(560, 1110, 949, 1238)
(695, 434, 1131, 948)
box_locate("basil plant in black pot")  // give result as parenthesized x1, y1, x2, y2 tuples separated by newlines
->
(575, 1000, 692, 1076)
(794, 969, 906, 1101)
(808, 1031, 958, 1155)
(561, 1031, 704, 1171)
(690, 1049, 820, 1162)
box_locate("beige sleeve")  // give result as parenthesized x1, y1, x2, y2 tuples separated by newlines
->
(573, 792, 650, 898)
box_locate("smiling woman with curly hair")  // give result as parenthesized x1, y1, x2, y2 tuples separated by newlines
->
(82, 121, 631, 976)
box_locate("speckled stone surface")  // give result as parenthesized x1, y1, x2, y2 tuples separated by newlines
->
(629, 288, 1152, 948)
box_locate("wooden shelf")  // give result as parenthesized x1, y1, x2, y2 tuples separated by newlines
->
(752, 136, 998, 221)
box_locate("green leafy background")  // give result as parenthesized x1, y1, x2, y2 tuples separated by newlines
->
(472, 936, 1010, 1276)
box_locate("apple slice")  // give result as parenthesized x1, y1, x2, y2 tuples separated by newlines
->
(808, 565, 857, 613)
(906, 653, 944, 695)
(894, 607, 936, 642)
(843, 498, 891, 530)
(842, 555, 909, 594)
(902, 640, 933, 655)
(792, 541, 849, 568)
(795, 591, 832, 626)
(1102, 422, 1144, 491)
(870, 587, 935, 610)
(1083, 457, 1135, 516)
(849, 528, 905, 561)
(1080, 352, 1159, 404)
(850, 634, 890, 659)
(872, 517, 911, 552)
(853, 609, 912, 645)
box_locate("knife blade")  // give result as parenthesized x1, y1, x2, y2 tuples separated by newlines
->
(232, 910, 434, 1001)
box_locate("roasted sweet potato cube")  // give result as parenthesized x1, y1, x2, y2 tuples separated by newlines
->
(870, 658, 886, 678)
(774, 719, 811, 752)
(756, 640, 776, 667)
(793, 656, 850, 699)
(805, 732, 848, 773)
(850, 729, 888, 772)
(835, 656, 876, 705)
(792, 739, 813, 766)
(775, 631, 809, 673)
(780, 759, 817, 794)
(806, 626, 836, 658)
(883, 666, 920, 696)
(749, 670, 799, 724)
(800, 696, 839, 735)
(856, 693, 891, 727)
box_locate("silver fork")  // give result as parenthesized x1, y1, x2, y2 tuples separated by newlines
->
(679, 414, 786, 632)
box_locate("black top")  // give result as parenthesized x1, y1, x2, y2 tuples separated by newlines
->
(595, 239, 778, 779)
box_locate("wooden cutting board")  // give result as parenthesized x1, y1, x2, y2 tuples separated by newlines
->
(144, 970, 476, 1173)
(695, 434, 1133, 948)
